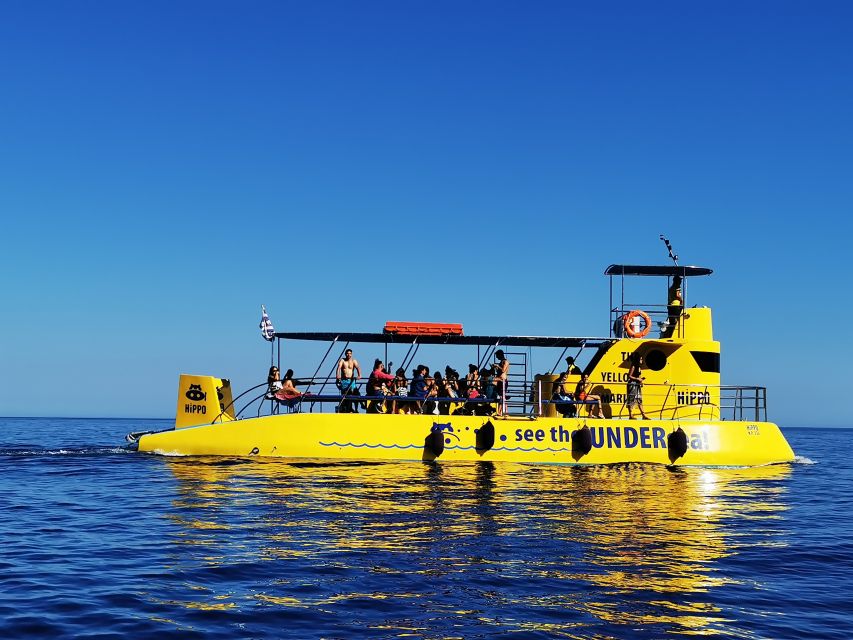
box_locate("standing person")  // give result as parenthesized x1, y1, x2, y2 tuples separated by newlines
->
(626, 354, 649, 419)
(336, 348, 362, 413)
(410, 365, 429, 413)
(575, 373, 604, 419)
(494, 350, 510, 415)
(424, 372, 439, 415)
(663, 275, 683, 338)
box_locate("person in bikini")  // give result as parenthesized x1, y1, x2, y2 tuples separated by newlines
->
(575, 373, 603, 418)
(336, 349, 362, 413)
(275, 369, 302, 401)
(494, 350, 510, 415)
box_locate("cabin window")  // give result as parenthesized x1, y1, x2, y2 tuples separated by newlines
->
(690, 351, 720, 373)
(645, 349, 667, 371)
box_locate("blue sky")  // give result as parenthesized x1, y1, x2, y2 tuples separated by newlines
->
(1, 1, 851, 426)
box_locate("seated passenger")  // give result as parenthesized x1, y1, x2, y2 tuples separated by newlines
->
(267, 366, 283, 396)
(551, 372, 576, 418)
(274, 369, 303, 403)
(472, 365, 497, 416)
(367, 359, 395, 413)
(443, 367, 460, 398)
(391, 368, 410, 414)
(575, 373, 603, 418)
(463, 364, 480, 397)
(440, 367, 460, 415)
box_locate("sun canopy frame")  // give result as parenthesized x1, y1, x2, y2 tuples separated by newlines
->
(604, 265, 713, 277)
(274, 332, 610, 349)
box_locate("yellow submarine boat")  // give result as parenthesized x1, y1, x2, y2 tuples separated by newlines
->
(127, 258, 795, 466)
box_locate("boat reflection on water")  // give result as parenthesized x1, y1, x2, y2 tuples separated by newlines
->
(162, 458, 793, 634)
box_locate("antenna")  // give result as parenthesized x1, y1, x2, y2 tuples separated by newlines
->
(660, 235, 678, 266)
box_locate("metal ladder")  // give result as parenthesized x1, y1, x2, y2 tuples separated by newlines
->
(502, 350, 530, 416)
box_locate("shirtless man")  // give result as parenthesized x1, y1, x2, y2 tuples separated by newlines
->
(336, 349, 362, 413)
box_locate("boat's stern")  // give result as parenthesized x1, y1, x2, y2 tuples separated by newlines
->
(126, 374, 235, 449)
(174, 374, 235, 428)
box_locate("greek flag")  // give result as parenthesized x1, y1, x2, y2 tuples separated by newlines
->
(260, 305, 275, 342)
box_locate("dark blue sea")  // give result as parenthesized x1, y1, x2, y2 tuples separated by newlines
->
(1, 418, 850, 639)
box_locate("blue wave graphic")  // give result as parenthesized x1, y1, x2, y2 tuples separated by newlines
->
(319, 441, 572, 453)
(319, 441, 422, 450)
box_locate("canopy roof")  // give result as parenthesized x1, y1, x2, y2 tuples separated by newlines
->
(604, 264, 713, 277)
(275, 332, 611, 349)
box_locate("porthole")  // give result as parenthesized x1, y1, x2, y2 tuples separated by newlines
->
(645, 349, 667, 371)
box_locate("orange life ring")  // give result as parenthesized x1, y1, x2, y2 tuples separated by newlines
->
(624, 310, 651, 338)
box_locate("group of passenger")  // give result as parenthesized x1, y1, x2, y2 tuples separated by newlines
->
(353, 349, 511, 416)
(549, 357, 601, 419)
(268, 347, 650, 419)
(266, 347, 512, 415)
(549, 354, 648, 420)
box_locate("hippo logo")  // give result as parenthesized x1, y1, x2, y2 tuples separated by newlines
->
(185, 384, 207, 402)
(432, 421, 459, 443)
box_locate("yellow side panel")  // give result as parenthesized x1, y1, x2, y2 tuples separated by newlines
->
(139, 414, 795, 467)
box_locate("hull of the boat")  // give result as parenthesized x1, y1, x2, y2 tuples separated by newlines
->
(135, 414, 795, 466)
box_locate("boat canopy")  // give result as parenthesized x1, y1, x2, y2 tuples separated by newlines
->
(604, 265, 713, 277)
(274, 331, 610, 349)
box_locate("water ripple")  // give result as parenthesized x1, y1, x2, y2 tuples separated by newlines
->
(0, 420, 851, 638)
